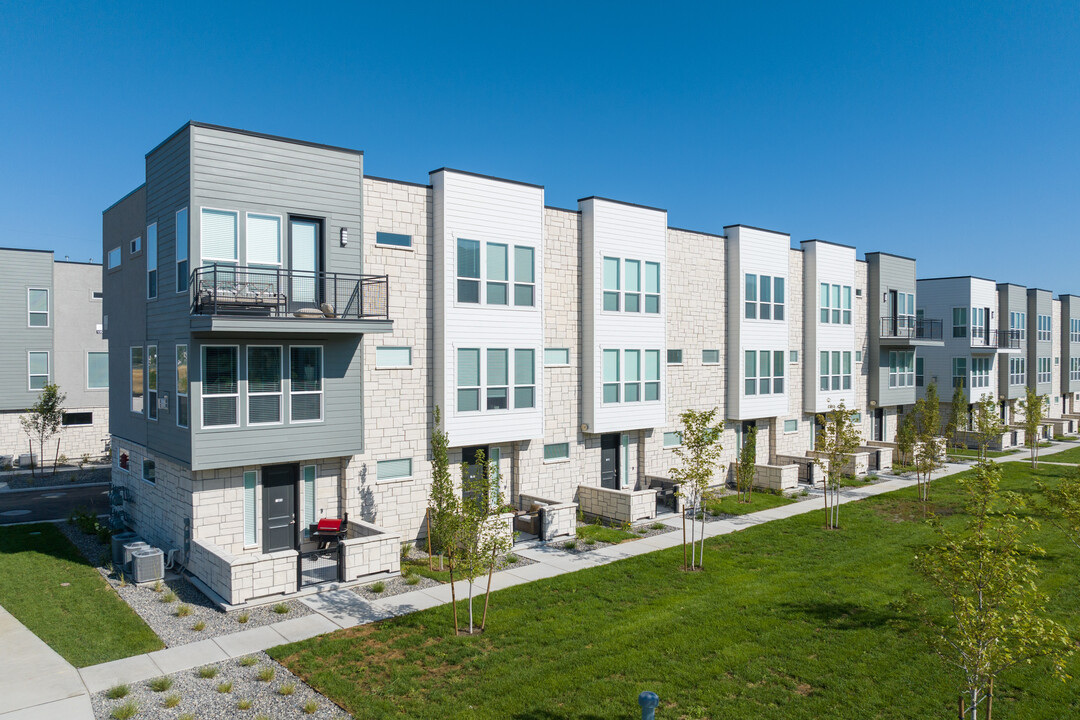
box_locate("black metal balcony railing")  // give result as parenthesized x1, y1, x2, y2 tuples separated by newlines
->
(879, 316, 943, 340)
(192, 265, 389, 320)
(969, 328, 1022, 349)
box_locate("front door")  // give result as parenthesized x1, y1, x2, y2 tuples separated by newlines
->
(462, 445, 490, 505)
(289, 218, 321, 306)
(600, 434, 620, 490)
(262, 464, 298, 553)
(873, 408, 885, 442)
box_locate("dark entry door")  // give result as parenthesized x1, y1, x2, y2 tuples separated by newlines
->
(888, 290, 898, 333)
(873, 409, 885, 442)
(600, 434, 620, 490)
(263, 464, 298, 553)
(461, 445, 490, 505)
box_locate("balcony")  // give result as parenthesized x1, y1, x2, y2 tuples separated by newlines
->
(878, 316, 944, 345)
(970, 329, 1022, 352)
(190, 265, 392, 335)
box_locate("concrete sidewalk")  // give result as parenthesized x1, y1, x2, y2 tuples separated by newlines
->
(0, 606, 91, 720)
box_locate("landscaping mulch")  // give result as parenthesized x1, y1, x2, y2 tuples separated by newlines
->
(90, 651, 348, 720)
(0, 465, 111, 491)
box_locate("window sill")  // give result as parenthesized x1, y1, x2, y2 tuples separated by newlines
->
(375, 365, 414, 370)
(542, 458, 570, 465)
(375, 475, 412, 486)
(544, 364, 571, 369)
(374, 243, 414, 252)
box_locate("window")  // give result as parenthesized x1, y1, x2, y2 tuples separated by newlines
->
(1037, 356, 1052, 384)
(301, 465, 315, 535)
(783, 419, 798, 434)
(667, 349, 683, 364)
(27, 288, 49, 327)
(821, 351, 853, 391)
(243, 470, 257, 547)
(624, 350, 641, 402)
(603, 349, 620, 403)
(1009, 356, 1026, 386)
(376, 347, 412, 368)
(146, 345, 158, 421)
(663, 432, 682, 447)
(852, 412, 862, 423)
(486, 243, 508, 305)
(290, 347, 323, 422)
(87, 352, 109, 389)
(888, 351, 915, 388)
(952, 357, 968, 388)
(456, 239, 480, 303)
(1071, 357, 1080, 382)
(745, 274, 757, 319)
(952, 307, 968, 337)
(108, 247, 121, 269)
(603, 257, 620, 311)
(790, 350, 798, 363)
(746, 350, 784, 395)
(644, 261, 660, 313)
(544, 348, 570, 366)
(855, 351, 862, 363)
(514, 349, 535, 408)
(971, 307, 986, 342)
(1038, 314, 1052, 342)
(971, 357, 991, 389)
(130, 347, 143, 412)
(202, 346, 238, 427)
(130, 236, 141, 254)
(201, 209, 238, 264)
(146, 222, 158, 299)
(377, 458, 413, 481)
(62, 411, 93, 426)
(248, 346, 282, 424)
(457, 348, 481, 412)
(644, 349, 660, 401)
(895, 292, 915, 330)
(514, 246, 535, 306)
(624, 259, 641, 312)
(544, 443, 570, 461)
(746, 274, 784, 320)
(246, 213, 282, 266)
(702, 349, 720, 365)
(916, 357, 924, 387)
(1010, 311, 1027, 341)
(376, 231, 412, 248)
(176, 208, 189, 292)
(820, 284, 853, 324)
(176, 345, 188, 428)
(1071, 319, 1080, 344)
(142, 459, 155, 484)
(486, 349, 508, 410)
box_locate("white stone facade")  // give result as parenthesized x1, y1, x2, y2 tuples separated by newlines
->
(1, 407, 110, 465)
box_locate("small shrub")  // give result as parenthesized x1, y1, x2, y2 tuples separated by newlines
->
(161, 590, 177, 603)
(256, 666, 274, 682)
(179, 714, 196, 720)
(239, 655, 258, 667)
(118, 572, 127, 587)
(255, 716, 270, 720)
(110, 700, 138, 720)
(162, 692, 181, 708)
(216, 681, 233, 694)
(106, 684, 130, 699)
(237, 698, 253, 710)
(192, 620, 206, 631)
(564, 540, 577, 550)
(636, 528, 648, 535)
(400, 542, 413, 560)
(584, 538, 596, 546)
(278, 682, 296, 696)
(152, 580, 163, 593)
(81, 452, 91, 467)
(370, 581, 386, 593)
(303, 699, 318, 714)
(148, 676, 173, 692)
(404, 574, 420, 585)
(176, 604, 192, 617)
(197, 665, 218, 679)
(505, 553, 518, 564)
(650, 522, 666, 530)
(273, 603, 289, 614)
(237, 612, 250, 624)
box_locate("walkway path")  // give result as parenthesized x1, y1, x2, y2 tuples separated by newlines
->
(2, 439, 1076, 719)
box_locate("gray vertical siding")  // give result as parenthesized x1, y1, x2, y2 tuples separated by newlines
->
(0, 248, 54, 411)
(52, 261, 108, 410)
(1062, 295, 1080, 394)
(866, 253, 918, 408)
(1028, 288, 1053, 395)
(997, 284, 1026, 400)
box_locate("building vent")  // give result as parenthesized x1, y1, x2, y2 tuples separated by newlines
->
(132, 547, 164, 584)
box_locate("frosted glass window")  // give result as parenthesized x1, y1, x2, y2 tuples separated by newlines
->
(378, 458, 413, 481)
(544, 443, 570, 461)
(87, 352, 109, 389)
(544, 348, 569, 366)
(376, 347, 412, 368)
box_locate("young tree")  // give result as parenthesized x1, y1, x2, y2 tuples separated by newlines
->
(669, 408, 724, 571)
(1019, 387, 1046, 469)
(19, 383, 66, 479)
(914, 382, 942, 501)
(1036, 466, 1080, 552)
(427, 406, 462, 632)
(917, 461, 1073, 719)
(735, 424, 757, 503)
(972, 394, 1006, 462)
(456, 450, 512, 634)
(945, 385, 968, 451)
(896, 411, 917, 469)
(813, 401, 862, 530)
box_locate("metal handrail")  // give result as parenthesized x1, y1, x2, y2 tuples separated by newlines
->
(879, 316, 943, 340)
(190, 265, 389, 320)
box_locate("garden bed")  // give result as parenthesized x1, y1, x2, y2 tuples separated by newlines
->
(555, 520, 675, 553)
(356, 548, 537, 600)
(0, 465, 111, 491)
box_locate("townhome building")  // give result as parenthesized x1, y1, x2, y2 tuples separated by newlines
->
(1060, 295, 1080, 419)
(0, 247, 109, 465)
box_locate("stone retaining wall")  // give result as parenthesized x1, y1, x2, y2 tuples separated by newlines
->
(806, 450, 870, 477)
(740, 463, 799, 491)
(340, 520, 399, 582)
(519, 493, 577, 540)
(576, 484, 657, 523)
(187, 539, 297, 606)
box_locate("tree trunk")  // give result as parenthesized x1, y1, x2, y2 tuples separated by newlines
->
(689, 499, 697, 568)
(27, 439, 34, 479)
(426, 509, 433, 571)
(480, 545, 497, 631)
(823, 472, 830, 528)
(53, 437, 61, 476)
(698, 510, 705, 570)
(448, 560, 459, 633)
(681, 504, 687, 571)
(985, 677, 993, 720)
(468, 580, 474, 634)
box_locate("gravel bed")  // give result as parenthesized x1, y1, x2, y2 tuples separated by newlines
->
(555, 521, 676, 553)
(354, 549, 538, 599)
(90, 651, 350, 720)
(0, 465, 111, 490)
(56, 521, 312, 646)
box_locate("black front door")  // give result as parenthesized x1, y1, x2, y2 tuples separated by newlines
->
(600, 434, 620, 490)
(873, 408, 885, 442)
(263, 464, 298, 553)
(461, 445, 490, 505)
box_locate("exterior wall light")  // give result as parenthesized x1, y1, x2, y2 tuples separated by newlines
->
(341, 227, 349, 247)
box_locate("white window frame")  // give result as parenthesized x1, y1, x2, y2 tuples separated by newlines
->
(1071, 319, 1080, 344)
(375, 231, 414, 250)
(247, 345, 283, 426)
(747, 350, 784, 395)
(513, 245, 535, 308)
(1037, 356, 1052, 385)
(821, 283, 854, 325)
(1071, 357, 1080, 382)
(1009, 356, 1026, 386)
(644, 261, 661, 314)
(200, 207, 239, 265)
(455, 238, 538, 310)
(244, 212, 284, 267)
(544, 348, 570, 367)
(602, 348, 620, 403)
(888, 350, 914, 388)
(702, 349, 720, 365)
(176, 208, 189, 293)
(663, 432, 683, 448)
(176, 344, 189, 429)
(146, 222, 158, 300)
(971, 357, 991, 389)
(243, 470, 258, 548)
(146, 345, 158, 421)
(952, 357, 968, 389)
(784, 419, 799, 434)
(1038, 314, 1052, 342)
(130, 236, 141, 255)
(107, 246, 122, 270)
(86, 351, 109, 390)
(514, 348, 536, 409)
(952, 307, 968, 338)
(667, 349, 683, 365)
(130, 346, 144, 414)
(375, 346, 413, 369)
(201, 345, 240, 429)
(289, 345, 324, 424)
(1010, 311, 1026, 341)
(27, 288, 49, 328)
(28, 351, 49, 390)
(971, 307, 986, 343)
(543, 443, 571, 463)
(376, 458, 414, 483)
(457, 347, 481, 413)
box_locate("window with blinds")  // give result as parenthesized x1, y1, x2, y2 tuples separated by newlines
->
(243, 471, 257, 547)
(130, 347, 143, 412)
(377, 458, 413, 482)
(201, 209, 238, 263)
(176, 208, 189, 292)
(248, 346, 282, 424)
(202, 346, 238, 427)
(302, 465, 316, 535)
(290, 346, 323, 422)
(543, 443, 570, 461)
(246, 214, 282, 266)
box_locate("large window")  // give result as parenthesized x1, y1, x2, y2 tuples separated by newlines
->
(1010, 311, 1026, 341)
(820, 283, 853, 324)
(971, 307, 986, 342)
(146, 222, 158, 299)
(87, 352, 109, 389)
(176, 208, 189, 292)
(28, 351, 49, 390)
(457, 238, 535, 307)
(514, 246, 535, 306)
(1071, 357, 1080, 382)
(1037, 356, 1052, 384)
(745, 274, 785, 320)
(375, 347, 412, 368)
(290, 347, 323, 422)
(952, 357, 968, 388)
(821, 350, 853, 391)
(1037, 314, 1052, 342)
(952, 307, 968, 338)
(202, 346, 238, 427)
(176, 345, 188, 428)
(248, 346, 282, 424)
(745, 350, 785, 395)
(130, 346, 144, 413)
(201, 208, 238, 264)
(889, 350, 914, 388)
(971, 357, 991, 389)
(1071, 318, 1080, 344)
(246, 213, 282, 267)
(146, 345, 158, 421)
(1009, 356, 1026, 386)
(603, 256, 661, 314)
(27, 288, 49, 327)
(457, 348, 481, 411)
(601, 349, 660, 404)
(457, 348, 535, 412)
(602, 349, 620, 403)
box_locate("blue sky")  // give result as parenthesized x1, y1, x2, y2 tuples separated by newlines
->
(2, 1, 1077, 291)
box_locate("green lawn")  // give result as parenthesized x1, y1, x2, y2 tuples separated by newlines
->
(575, 523, 638, 544)
(0, 524, 162, 666)
(947, 447, 1019, 459)
(706, 491, 797, 516)
(1041, 445, 1080, 464)
(272, 464, 1079, 719)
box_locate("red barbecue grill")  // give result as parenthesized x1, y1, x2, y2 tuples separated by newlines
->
(309, 512, 349, 549)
